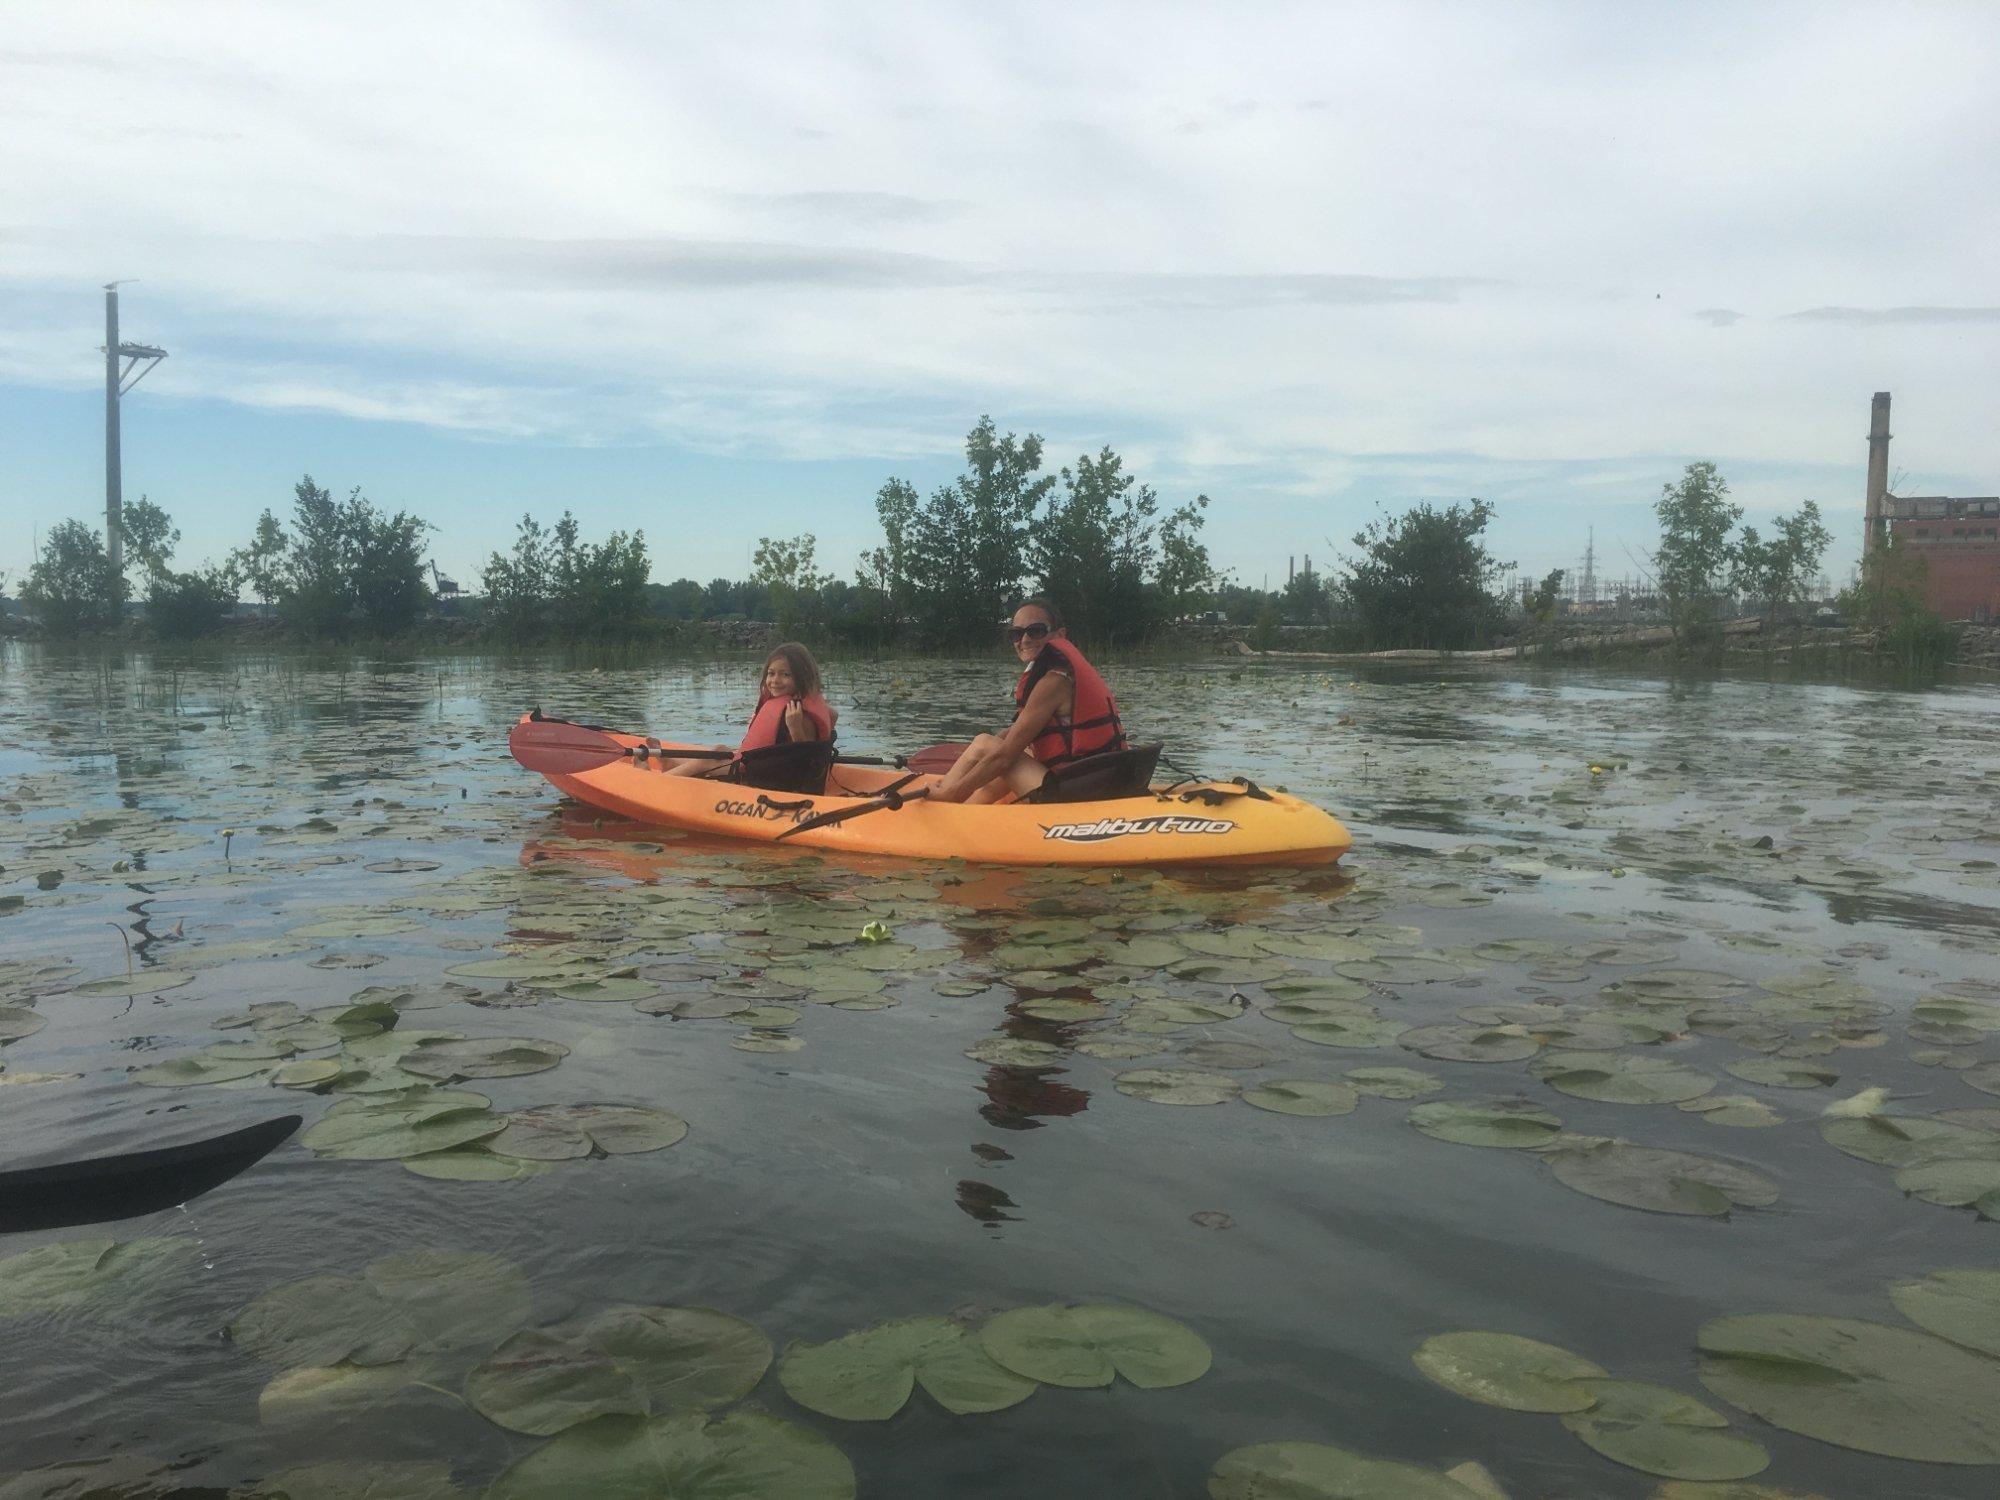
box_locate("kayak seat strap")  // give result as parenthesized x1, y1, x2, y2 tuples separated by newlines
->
(1025, 744, 1163, 804)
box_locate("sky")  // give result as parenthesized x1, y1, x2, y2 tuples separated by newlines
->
(3, 0, 1996, 598)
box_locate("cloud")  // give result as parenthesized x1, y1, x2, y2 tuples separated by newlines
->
(1781, 306, 2000, 325)
(1693, 308, 1746, 327)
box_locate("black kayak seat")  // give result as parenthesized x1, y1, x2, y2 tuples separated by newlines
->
(1026, 743, 1163, 804)
(731, 740, 836, 795)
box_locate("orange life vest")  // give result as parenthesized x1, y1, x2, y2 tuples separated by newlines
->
(1013, 637, 1124, 767)
(739, 692, 836, 753)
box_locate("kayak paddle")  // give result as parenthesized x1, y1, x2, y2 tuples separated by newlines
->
(510, 715, 967, 778)
(777, 776, 934, 840)
(0, 1114, 301, 1234)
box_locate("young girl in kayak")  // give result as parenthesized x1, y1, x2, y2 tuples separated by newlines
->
(661, 642, 836, 776)
(929, 598, 1124, 803)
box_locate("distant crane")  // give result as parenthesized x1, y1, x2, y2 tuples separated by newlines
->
(429, 561, 461, 599)
(102, 283, 167, 574)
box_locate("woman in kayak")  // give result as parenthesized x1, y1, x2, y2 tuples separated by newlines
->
(929, 597, 1124, 803)
(662, 642, 836, 776)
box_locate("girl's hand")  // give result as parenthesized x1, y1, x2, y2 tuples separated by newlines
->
(783, 699, 813, 740)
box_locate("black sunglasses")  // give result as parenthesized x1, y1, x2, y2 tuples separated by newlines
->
(1005, 623, 1052, 642)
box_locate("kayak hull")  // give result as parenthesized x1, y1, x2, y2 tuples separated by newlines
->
(510, 716, 1352, 868)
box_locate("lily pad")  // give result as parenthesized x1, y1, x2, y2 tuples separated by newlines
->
(1409, 1099, 1562, 1149)
(489, 1104, 688, 1161)
(1698, 1313, 2000, 1463)
(1894, 1158, 2000, 1214)
(0, 1236, 199, 1321)
(1114, 1069, 1241, 1107)
(1535, 1054, 1715, 1105)
(778, 1315, 1036, 1420)
(301, 1097, 503, 1161)
(230, 1249, 530, 1366)
(1412, 1330, 1606, 1412)
(131, 1054, 272, 1087)
(236, 1460, 465, 1500)
(1887, 1268, 2000, 1358)
(1399, 1025, 1540, 1064)
(1561, 1378, 1769, 1480)
(468, 1305, 772, 1436)
(0, 1006, 46, 1045)
(400, 1036, 569, 1081)
(1345, 1066, 1443, 1099)
(1547, 1141, 1778, 1217)
(1208, 1441, 1490, 1500)
(980, 1303, 1210, 1389)
(1242, 1080, 1359, 1117)
(1724, 1058, 1838, 1090)
(485, 1411, 854, 1500)
(1820, 1114, 2000, 1168)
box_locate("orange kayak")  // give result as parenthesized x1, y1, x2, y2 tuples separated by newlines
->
(509, 714, 1352, 868)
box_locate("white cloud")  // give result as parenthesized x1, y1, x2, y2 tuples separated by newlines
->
(2, 0, 1996, 583)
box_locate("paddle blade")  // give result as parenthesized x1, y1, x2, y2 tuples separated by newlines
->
(510, 716, 629, 776)
(902, 742, 969, 775)
(0, 1114, 301, 1234)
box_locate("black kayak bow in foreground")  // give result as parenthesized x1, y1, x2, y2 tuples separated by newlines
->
(0, 1114, 301, 1234)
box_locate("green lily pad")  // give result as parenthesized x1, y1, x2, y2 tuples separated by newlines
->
(1547, 1141, 1778, 1217)
(778, 1314, 1036, 1420)
(0, 1236, 199, 1322)
(1114, 1069, 1241, 1106)
(402, 1149, 551, 1182)
(1561, 1378, 1768, 1480)
(1208, 1441, 1490, 1500)
(1242, 1080, 1359, 1117)
(1409, 1099, 1562, 1148)
(1412, 1330, 1607, 1411)
(236, 1459, 466, 1500)
(0, 1455, 186, 1500)
(490, 1104, 688, 1161)
(964, 1038, 1064, 1068)
(485, 1411, 853, 1500)
(400, 1036, 568, 1081)
(980, 1303, 1210, 1389)
(1888, 1268, 2000, 1358)
(1293, 1015, 1406, 1049)
(1535, 1054, 1715, 1105)
(1820, 1115, 2000, 1168)
(230, 1249, 530, 1366)
(259, 1360, 436, 1423)
(1894, 1157, 2000, 1215)
(1678, 1095, 1783, 1128)
(1399, 1025, 1540, 1063)
(301, 1097, 503, 1160)
(0, 1006, 45, 1045)
(1180, 1040, 1277, 1070)
(131, 1054, 272, 1087)
(468, 1305, 772, 1436)
(1337, 957, 1464, 984)
(1345, 1067, 1443, 1099)
(1698, 1313, 2000, 1463)
(1725, 1058, 1838, 1089)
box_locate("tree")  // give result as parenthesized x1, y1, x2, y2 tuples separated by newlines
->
(751, 533, 833, 638)
(481, 514, 554, 640)
(278, 475, 353, 636)
(549, 512, 650, 640)
(22, 520, 124, 635)
(890, 417, 1056, 645)
(1281, 567, 1334, 627)
(1526, 568, 1566, 627)
(1344, 499, 1509, 650)
(1840, 533, 1956, 669)
(343, 490, 431, 635)
(651, 578, 706, 621)
(1033, 447, 1158, 645)
(1654, 462, 1742, 644)
(118, 497, 179, 579)
(231, 509, 287, 609)
(1732, 500, 1832, 631)
(1157, 496, 1221, 620)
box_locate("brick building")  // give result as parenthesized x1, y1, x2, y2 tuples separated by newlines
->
(1863, 392, 2000, 622)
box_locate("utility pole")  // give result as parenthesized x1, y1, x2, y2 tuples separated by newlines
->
(102, 283, 168, 574)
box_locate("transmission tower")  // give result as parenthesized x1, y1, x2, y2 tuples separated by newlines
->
(102, 283, 168, 573)
(1579, 527, 1598, 605)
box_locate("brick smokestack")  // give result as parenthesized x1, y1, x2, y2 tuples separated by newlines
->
(1864, 391, 1892, 555)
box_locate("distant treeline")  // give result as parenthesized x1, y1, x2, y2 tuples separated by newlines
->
(9, 424, 1949, 661)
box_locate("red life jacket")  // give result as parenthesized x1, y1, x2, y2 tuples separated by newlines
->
(739, 692, 836, 753)
(1013, 637, 1124, 767)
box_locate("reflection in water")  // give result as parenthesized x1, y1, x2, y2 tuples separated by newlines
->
(978, 1065, 1089, 1132)
(954, 1178, 1021, 1227)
